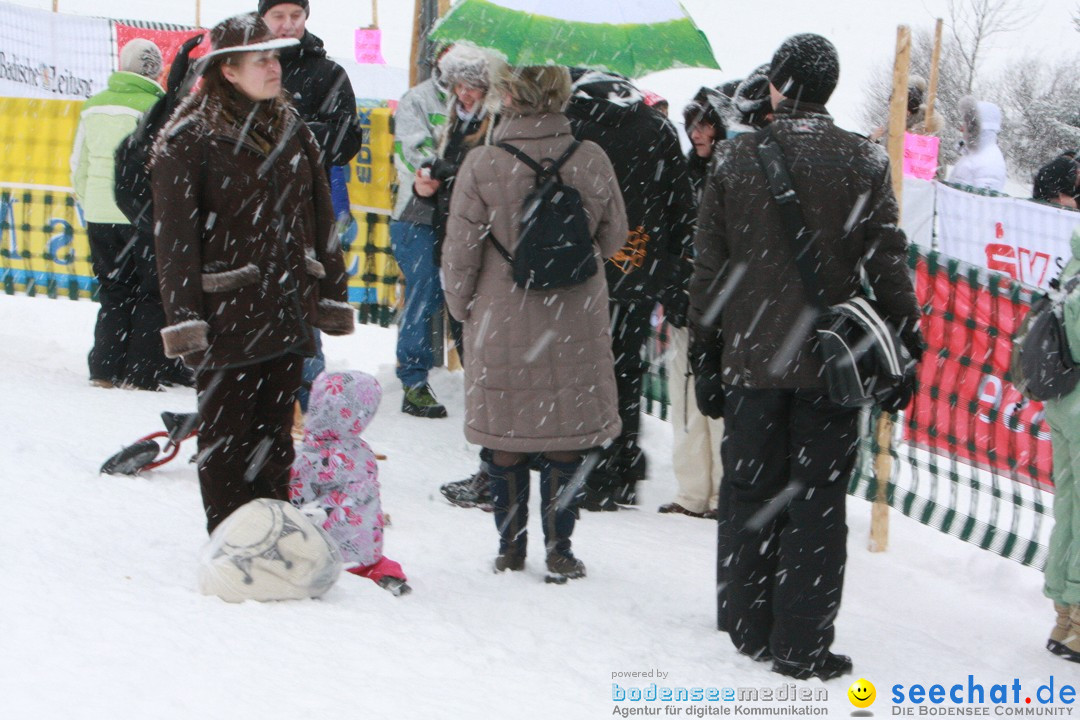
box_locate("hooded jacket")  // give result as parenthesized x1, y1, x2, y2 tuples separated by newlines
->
(949, 98, 1007, 192)
(565, 72, 695, 302)
(689, 98, 919, 390)
(70, 71, 164, 223)
(279, 30, 361, 167)
(290, 371, 385, 568)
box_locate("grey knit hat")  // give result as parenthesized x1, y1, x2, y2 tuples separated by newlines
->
(119, 39, 163, 80)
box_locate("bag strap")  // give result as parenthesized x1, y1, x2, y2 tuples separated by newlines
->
(497, 139, 581, 182)
(754, 126, 828, 312)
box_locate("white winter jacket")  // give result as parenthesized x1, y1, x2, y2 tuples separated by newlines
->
(949, 98, 1007, 192)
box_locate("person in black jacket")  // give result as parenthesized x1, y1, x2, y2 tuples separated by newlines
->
(260, 0, 361, 167)
(689, 34, 923, 681)
(564, 70, 695, 511)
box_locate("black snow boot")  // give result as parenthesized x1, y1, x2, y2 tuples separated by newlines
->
(772, 652, 853, 681)
(540, 457, 586, 583)
(489, 461, 530, 572)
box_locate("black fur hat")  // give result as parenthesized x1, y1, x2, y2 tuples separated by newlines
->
(769, 33, 839, 105)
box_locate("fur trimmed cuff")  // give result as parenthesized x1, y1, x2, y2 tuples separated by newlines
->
(161, 319, 210, 358)
(315, 299, 355, 336)
(304, 255, 327, 279)
(201, 263, 259, 293)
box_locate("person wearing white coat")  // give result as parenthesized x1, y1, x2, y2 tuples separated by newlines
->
(949, 96, 1007, 192)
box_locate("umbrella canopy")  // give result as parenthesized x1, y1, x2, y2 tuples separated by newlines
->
(428, 0, 719, 79)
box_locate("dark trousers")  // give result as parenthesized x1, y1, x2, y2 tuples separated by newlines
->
(87, 222, 186, 388)
(721, 386, 859, 664)
(196, 353, 303, 533)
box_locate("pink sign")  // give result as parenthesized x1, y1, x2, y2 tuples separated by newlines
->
(354, 28, 386, 65)
(903, 132, 940, 180)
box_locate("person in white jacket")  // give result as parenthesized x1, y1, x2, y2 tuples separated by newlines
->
(948, 96, 1007, 192)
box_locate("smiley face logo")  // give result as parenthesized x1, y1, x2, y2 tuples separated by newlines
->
(848, 678, 876, 708)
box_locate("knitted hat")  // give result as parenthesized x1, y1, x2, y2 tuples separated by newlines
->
(200, 13, 299, 64)
(119, 39, 163, 80)
(769, 33, 839, 105)
(258, 0, 309, 16)
(1033, 156, 1079, 202)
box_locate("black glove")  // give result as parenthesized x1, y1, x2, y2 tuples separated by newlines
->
(898, 320, 926, 363)
(694, 371, 726, 419)
(427, 158, 459, 182)
(662, 289, 689, 329)
(880, 370, 916, 414)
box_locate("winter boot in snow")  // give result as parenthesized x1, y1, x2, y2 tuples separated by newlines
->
(772, 652, 853, 681)
(1048, 603, 1072, 656)
(1056, 605, 1080, 663)
(402, 383, 447, 419)
(540, 457, 587, 583)
(440, 468, 493, 511)
(489, 461, 530, 572)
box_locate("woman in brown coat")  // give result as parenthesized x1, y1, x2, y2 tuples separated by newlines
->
(442, 65, 627, 581)
(151, 13, 354, 533)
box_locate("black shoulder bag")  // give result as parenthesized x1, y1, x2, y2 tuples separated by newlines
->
(755, 128, 913, 408)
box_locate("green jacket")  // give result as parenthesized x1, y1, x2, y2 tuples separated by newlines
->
(70, 71, 164, 223)
(1045, 226, 1080, 428)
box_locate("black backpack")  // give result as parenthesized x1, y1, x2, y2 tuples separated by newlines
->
(488, 140, 597, 290)
(114, 97, 172, 238)
(1010, 275, 1080, 402)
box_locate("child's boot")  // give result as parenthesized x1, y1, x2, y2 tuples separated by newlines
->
(489, 461, 530, 572)
(540, 457, 586, 583)
(1048, 603, 1072, 656)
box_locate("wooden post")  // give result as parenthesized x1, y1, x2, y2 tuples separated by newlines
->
(195, 0, 201, 28)
(371, 0, 379, 28)
(924, 19, 944, 130)
(438, 0, 450, 16)
(869, 25, 911, 554)
(52, 0, 58, 11)
(408, 0, 423, 87)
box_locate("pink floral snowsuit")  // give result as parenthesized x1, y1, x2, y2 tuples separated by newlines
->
(289, 371, 404, 582)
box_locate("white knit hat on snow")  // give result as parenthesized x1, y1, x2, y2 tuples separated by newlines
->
(198, 498, 343, 603)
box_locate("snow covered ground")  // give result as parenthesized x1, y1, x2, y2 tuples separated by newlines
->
(0, 295, 1073, 719)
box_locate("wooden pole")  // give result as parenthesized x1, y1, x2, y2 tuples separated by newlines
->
(195, 0, 201, 28)
(870, 24, 911, 554)
(408, 0, 423, 87)
(924, 19, 944, 130)
(438, 0, 450, 16)
(371, 0, 379, 29)
(52, 0, 58, 11)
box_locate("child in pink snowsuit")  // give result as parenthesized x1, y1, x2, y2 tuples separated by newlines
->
(289, 371, 409, 593)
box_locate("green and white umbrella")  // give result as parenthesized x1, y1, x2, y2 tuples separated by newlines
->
(428, 0, 719, 79)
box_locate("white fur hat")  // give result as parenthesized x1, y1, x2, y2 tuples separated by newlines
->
(198, 499, 343, 603)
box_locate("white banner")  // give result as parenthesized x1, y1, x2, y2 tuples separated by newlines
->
(0, 2, 112, 100)
(936, 183, 1080, 290)
(901, 175, 935, 250)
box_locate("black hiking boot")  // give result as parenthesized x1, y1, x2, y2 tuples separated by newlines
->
(493, 553, 526, 573)
(402, 383, 447, 418)
(440, 469, 493, 511)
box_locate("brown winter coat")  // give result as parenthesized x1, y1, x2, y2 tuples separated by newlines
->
(442, 112, 628, 452)
(151, 92, 353, 371)
(689, 99, 920, 390)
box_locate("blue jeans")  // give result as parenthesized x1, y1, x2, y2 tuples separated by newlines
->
(298, 329, 325, 412)
(390, 220, 443, 388)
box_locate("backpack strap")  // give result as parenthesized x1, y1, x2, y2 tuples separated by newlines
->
(497, 139, 581, 181)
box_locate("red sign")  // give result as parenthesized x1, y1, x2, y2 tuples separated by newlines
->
(905, 256, 1053, 490)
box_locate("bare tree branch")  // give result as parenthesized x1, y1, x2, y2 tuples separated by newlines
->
(946, 0, 1041, 94)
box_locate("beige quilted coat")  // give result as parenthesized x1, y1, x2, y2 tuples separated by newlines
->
(442, 112, 628, 452)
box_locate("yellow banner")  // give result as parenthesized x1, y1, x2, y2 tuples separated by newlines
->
(0, 97, 81, 188)
(0, 187, 92, 298)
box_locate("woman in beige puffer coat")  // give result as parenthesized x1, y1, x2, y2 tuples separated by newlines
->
(442, 65, 627, 581)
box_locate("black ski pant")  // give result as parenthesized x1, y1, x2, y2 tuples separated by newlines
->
(720, 385, 859, 665)
(195, 353, 303, 533)
(87, 222, 186, 388)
